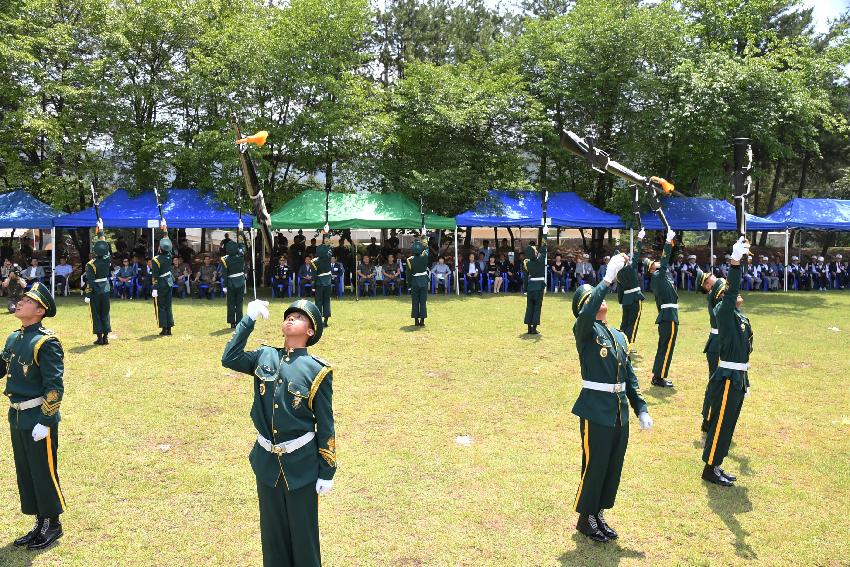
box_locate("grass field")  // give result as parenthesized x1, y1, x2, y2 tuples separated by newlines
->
(0, 287, 848, 566)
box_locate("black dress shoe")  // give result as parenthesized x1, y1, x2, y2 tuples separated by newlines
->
(27, 517, 62, 550)
(701, 419, 709, 433)
(102, 335, 109, 345)
(230, 322, 236, 329)
(324, 318, 329, 327)
(718, 467, 737, 482)
(651, 376, 674, 387)
(702, 464, 733, 487)
(159, 329, 167, 336)
(596, 510, 618, 539)
(165, 327, 172, 336)
(576, 514, 609, 542)
(13, 517, 42, 546)
(93, 336, 102, 345)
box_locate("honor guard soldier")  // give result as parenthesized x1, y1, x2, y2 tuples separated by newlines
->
(407, 236, 429, 327)
(702, 237, 752, 487)
(617, 228, 646, 352)
(151, 235, 175, 336)
(312, 234, 333, 327)
(2, 283, 66, 550)
(695, 267, 721, 433)
(570, 254, 653, 543)
(646, 229, 678, 387)
(221, 237, 246, 328)
(222, 299, 336, 567)
(523, 235, 548, 335)
(84, 238, 112, 345)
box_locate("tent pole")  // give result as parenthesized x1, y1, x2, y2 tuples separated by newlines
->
(784, 228, 789, 292)
(454, 229, 460, 295)
(710, 230, 714, 272)
(151, 228, 155, 259)
(50, 228, 56, 296)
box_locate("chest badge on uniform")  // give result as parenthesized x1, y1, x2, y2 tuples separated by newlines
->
(600, 347, 608, 358)
(740, 323, 746, 331)
(292, 396, 302, 410)
(259, 383, 266, 396)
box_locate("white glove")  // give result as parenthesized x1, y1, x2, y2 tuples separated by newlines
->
(84, 297, 90, 304)
(96, 218, 104, 233)
(603, 253, 628, 284)
(323, 223, 330, 234)
(238, 219, 244, 231)
(32, 423, 49, 442)
(637, 228, 645, 240)
(316, 478, 334, 496)
(247, 299, 270, 321)
(222, 287, 228, 294)
(638, 412, 653, 430)
(731, 237, 750, 262)
(151, 289, 158, 298)
(666, 229, 676, 243)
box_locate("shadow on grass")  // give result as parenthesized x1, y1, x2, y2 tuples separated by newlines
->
(705, 484, 756, 560)
(726, 451, 754, 477)
(519, 333, 542, 342)
(399, 325, 421, 332)
(138, 334, 165, 341)
(643, 385, 677, 406)
(68, 344, 98, 355)
(559, 532, 645, 566)
(209, 328, 233, 336)
(0, 540, 47, 566)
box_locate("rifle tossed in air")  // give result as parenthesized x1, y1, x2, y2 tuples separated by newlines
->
(231, 115, 273, 252)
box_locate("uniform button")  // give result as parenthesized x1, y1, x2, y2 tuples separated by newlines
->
(273, 429, 277, 435)
(274, 404, 279, 409)
(278, 379, 282, 384)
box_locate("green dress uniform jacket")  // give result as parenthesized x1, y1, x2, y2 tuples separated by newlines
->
(523, 239, 547, 326)
(2, 324, 66, 517)
(617, 240, 644, 347)
(407, 244, 429, 320)
(152, 251, 174, 329)
(571, 283, 648, 516)
(312, 244, 333, 320)
(703, 264, 752, 467)
(85, 257, 112, 335)
(221, 246, 247, 325)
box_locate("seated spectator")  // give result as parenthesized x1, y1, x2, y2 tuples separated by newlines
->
(550, 253, 567, 293)
(498, 254, 519, 292)
(21, 257, 45, 288)
(272, 256, 292, 297)
(171, 257, 192, 298)
(431, 256, 452, 294)
(565, 254, 577, 289)
(382, 254, 401, 294)
(832, 254, 847, 288)
(137, 258, 153, 299)
(115, 257, 136, 299)
(330, 255, 344, 291)
(2, 263, 25, 309)
(357, 255, 376, 296)
(575, 253, 595, 285)
(178, 238, 194, 264)
(298, 255, 315, 297)
(598, 256, 610, 286)
(485, 255, 502, 293)
(0, 258, 12, 296)
(814, 256, 829, 290)
(683, 255, 698, 289)
(514, 252, 525, 289)
(463, 252, 481, 294)
(742, 260, 761, 290)
(787, 255, 806, 290)
(53, 256, 73, 296)
(193, 254, 219, 299)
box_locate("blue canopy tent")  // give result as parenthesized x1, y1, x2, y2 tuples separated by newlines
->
(0, 190, 61, 293)
(455, 190, 542, 227)
(548, 192, 625, 228)
(763, 198, 850, 231)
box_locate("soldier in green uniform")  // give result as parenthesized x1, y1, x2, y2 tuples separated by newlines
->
(407, 236, 429, 327)
(84, 238, 112, 345)
(570, 254, 653, 543)
(702, 237, 752, 487)
(1, 283, 66, 550)
(311, 234, 333, 327)
(617, 228, 646, 353)
(221, 298, 336, 567)
(151, 235, 175, 336)
(523, 235, 548, 335)
(221, 238, 246, 328)
(695, 267, 722, 434)
(646, 229, 678, 387)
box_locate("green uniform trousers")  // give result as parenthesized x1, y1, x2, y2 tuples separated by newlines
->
(314, 285, 332, 319)
(652, 320, 678, 379)
(89, 293, 111, 335)
(619, 301, 643, 348)
(410, 287, 427, 319)
(701, 353, 719, 419)
(524, 289, 543, 326)
(257, 479, 320, 567)
(573, 417, 628, 515)
(154, 288, 174, 329)
(703, 378, 745, 466)
(10, 423, 66, 518)
(226, 287, 245, 325)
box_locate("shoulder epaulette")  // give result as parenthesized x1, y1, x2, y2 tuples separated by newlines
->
(34, 334, 61, 365)
(311, 354, 331, 367)
(308, 363, 332, 410)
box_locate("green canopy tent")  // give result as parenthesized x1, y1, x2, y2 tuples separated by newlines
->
(260, 190, 459, 294)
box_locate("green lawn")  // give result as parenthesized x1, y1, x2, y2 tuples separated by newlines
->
(0, 288, 848, 566)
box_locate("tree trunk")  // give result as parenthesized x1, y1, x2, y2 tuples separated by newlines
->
(797, 152, 809, 198)
(506, 227, 515, 251)
(759, 158, 784, 247)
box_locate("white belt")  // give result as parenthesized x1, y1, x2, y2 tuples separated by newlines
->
(660, 303, 679, 309)
(582, 380, 626, 393)
(228, 272, 245, 278)
(10, 396, 43, 411)
(529, 277, 545, 281)
(710, 328, 718, 335)
(256, 431, 315, 456)
(94, 278, 108, 283)
(623, 287, 641, 294)
(413, 272, 427, 277)
(719, 361, 749, 371)
(317, 272, 331, 277)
